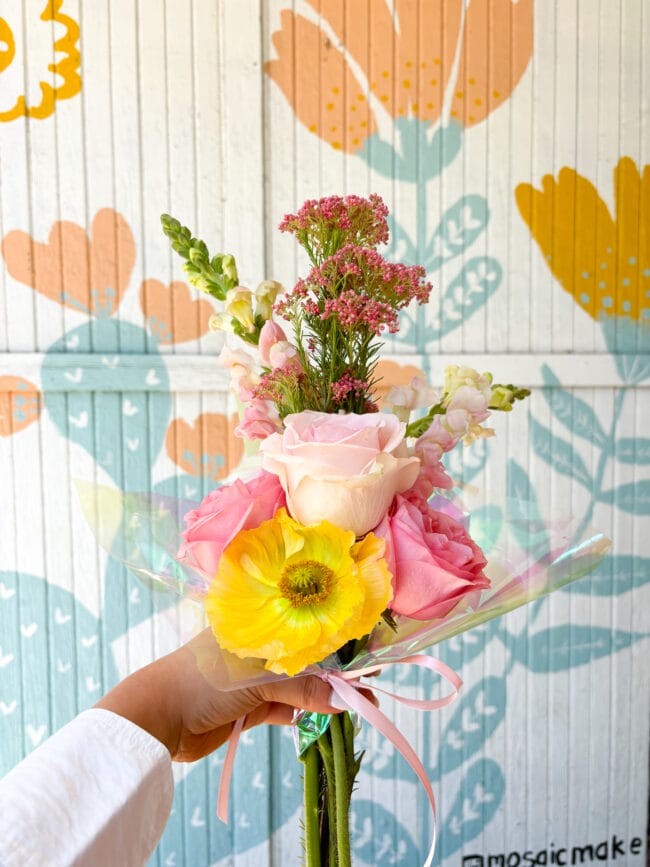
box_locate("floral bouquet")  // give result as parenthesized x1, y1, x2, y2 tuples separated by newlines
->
(82, 195, 608, 866)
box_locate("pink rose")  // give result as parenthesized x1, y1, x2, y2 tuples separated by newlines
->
(260, 410, 420, 537)
(374, 495, 489, 620)
(176, 470, 286, 580)
(403, 460, 453, 505)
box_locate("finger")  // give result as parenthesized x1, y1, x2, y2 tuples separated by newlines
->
(258, 703, 296, 727)
(258, 675, 340, 715)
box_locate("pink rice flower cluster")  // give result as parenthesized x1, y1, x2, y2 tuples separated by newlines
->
(252, 364, 305, 406)
(330, 372, 367, 405)
(276, 245, 432, 335)
(279, 193, 390, 253)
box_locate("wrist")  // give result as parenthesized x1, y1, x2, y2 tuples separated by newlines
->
(95, 654, 183, 756)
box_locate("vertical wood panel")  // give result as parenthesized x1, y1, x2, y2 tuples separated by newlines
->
(0, 1, 648, 865)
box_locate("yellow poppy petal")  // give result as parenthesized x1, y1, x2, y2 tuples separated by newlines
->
(205, 510, 392, 675)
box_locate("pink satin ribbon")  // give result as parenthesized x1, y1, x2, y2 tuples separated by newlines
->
(218, 654, 462, 867)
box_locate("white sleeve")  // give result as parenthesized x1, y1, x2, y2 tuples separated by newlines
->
(0, 707, 174, 867)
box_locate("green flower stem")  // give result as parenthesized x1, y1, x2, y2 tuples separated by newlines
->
(301, 744, 322, 867)
(329, 714, 352, 867)
(317, 733, 338, 865)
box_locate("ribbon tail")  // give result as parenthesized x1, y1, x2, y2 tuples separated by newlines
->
(217, 714, 246, 823)
(330, 678, 438, 867)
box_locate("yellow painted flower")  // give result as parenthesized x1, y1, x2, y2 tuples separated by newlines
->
(0, 0, 81, 122)
(515, 157, 650, 322)
(205, 509, 392, 676)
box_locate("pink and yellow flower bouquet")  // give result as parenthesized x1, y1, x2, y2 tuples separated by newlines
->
(82, 195, 608, 866)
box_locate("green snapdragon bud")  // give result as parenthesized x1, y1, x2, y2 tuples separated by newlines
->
(160, 213, 239, 301)
(489, 383, 531, 411)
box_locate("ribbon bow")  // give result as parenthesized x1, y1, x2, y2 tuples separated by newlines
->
(218, 654, 462, 867)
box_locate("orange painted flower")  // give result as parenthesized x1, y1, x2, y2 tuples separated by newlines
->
(0, 0, 81, 122)
(373, 359, 426, 408)
(166, 412, 244, 481)
(1, 209, 135, 317)
(139, 279, 214, 345)
(0, 377, 41, 436)
(515, 158, 650, 322)
(265, 0, 533, 154)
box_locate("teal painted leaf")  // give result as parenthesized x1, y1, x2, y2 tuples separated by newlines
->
(445, 436, 489, 486)
(426, 195, 489, 272)
(468, 504, 503, 554)
(350, 798, 419, 866)
(357, 117, 462, 182)
(152, 726, 301, 863)
(153, 473, 214, 507)
(433, 677, 506, 778)
(598, 479, 650, 514)
(541, 364, 608, 448)
(437, 625, 492, 671)
(614, 437, 650, 465)
(529, 414, 594, 491)
(515, 625, 649, 673)
(600, 315, 650, 384)
(439, 759, 505, 860)
(562, 554, 650, 596)
(428, 256, 502, 342)
(506, 458, 550, 552)
(42, 321, 170, 488)
(386, 215, 417, 264)
(0, 571, 116, 776)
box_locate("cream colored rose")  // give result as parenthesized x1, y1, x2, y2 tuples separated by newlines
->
(260, 410, 420, 537)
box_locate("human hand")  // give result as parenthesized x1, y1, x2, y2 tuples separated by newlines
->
(96, 628, 340, 762)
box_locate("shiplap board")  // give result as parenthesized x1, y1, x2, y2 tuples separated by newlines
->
(0, 0, 649, 865)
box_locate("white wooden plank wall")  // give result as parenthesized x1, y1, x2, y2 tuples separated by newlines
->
(0, 1, 648, 865)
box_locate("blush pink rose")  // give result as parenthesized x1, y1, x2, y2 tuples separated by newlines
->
(374, 495, 489, 620)
(260, 410, 420, 537)
(176, 470, 286, 580)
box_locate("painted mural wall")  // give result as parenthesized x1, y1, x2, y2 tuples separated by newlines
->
(0, 2, 648, 865)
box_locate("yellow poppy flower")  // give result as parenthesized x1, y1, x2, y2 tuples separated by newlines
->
(205, 509, 392, 676)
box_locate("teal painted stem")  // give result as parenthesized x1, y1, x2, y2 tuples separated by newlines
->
(572, 386, 626, 543)
(528, 386, 626, 625)
(301, 745, 322, 867)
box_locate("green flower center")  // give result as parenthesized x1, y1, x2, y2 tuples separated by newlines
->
(279, 559, 334, 607)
